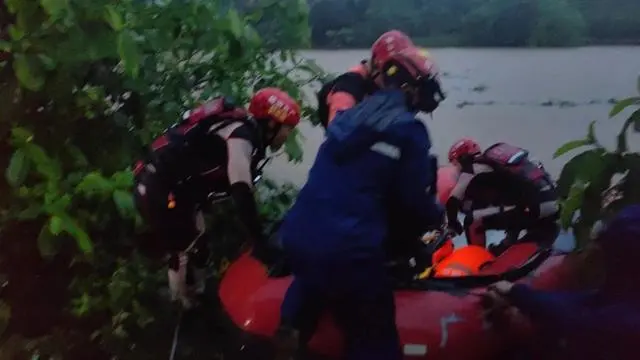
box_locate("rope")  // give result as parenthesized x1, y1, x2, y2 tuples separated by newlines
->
(169, 307, 184, 360)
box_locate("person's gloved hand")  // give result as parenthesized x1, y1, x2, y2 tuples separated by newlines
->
(488, 280, 515, 295)
(481, 281, 515, 317)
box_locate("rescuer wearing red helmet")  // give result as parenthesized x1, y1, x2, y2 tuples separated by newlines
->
(316, 30, 416, 128)
(132, 88, 301, 308)
(445, 138, 559, 255)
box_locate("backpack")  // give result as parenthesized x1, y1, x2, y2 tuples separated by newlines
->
(476, 142, 553, 190)
(165, 96, 249, 151)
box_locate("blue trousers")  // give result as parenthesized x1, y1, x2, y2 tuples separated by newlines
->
(280, 251, 402, 360)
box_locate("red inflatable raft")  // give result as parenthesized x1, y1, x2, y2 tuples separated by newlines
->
(218, 166, 574, 360)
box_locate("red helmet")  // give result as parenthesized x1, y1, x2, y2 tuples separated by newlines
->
(370, 30, 415, 74)
(448, 138, 482, 163)
(378, 47, 438, 86)
(376, 47, 445, 113)
(249, 88, 301, 127)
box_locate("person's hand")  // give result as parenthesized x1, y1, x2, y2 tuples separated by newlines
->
(421, 230, 440, 244)
(481, 281, 516, 316)
(488, 280, 515, 296)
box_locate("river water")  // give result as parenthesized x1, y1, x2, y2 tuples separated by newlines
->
(265, 47, 640, 249)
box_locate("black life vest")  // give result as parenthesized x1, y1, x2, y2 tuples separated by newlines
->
(134, 97, 264, 189)
(316, 76, 338, 129)
(475, 142, 554, 192)
(316, 60, 373, 128)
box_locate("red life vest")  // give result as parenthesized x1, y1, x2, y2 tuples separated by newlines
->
(133, 97, 251, 180)
(477, 142, 553, 190)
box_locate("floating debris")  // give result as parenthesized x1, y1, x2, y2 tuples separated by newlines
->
(456, 101, 495, 109)
(452, 99, 612, 109)
(540, 100, 578, 107)
(471, 84, 488, 93)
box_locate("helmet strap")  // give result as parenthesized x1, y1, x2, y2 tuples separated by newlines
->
(259, 120, 282, 150)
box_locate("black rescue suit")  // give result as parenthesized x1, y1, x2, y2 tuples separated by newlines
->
(133, 97, 265, 271)
(446, 143, 560, 252)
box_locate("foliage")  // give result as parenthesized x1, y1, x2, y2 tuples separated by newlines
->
(553, 75, 640, 248)
(0, 0, 323, 357)
(306, 0, 640, 48)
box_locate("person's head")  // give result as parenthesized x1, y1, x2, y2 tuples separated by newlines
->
(370, 30, 415, 79)
(373, 47, 445, 113)
(249, 88, 301, 151)
(448, 138, 482, 168)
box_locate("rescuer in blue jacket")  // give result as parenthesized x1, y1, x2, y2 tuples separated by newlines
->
(275, 47, 446, 360)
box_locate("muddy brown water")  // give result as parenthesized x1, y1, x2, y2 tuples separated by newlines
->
(264, 47, 640, 249)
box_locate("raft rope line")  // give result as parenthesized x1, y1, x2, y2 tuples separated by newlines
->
(169, 307, 184, 360)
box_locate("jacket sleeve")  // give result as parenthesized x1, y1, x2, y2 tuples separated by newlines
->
(392, 121, 444, 231)
(226, 137, 263, 242)
(507, 284, 640, 348)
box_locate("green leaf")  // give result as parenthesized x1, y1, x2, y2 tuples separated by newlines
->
(13, 54, 45, 91)
(17, 204, 42, 220)
(23, 143, 60, 181)
(226, 9, 244, 40)
(40, 0, 68, 19)
(5, 149, 30, 187)
(104, 5, 124, 31)
(111, 170, 134, 189)
(0, 40, 10, 52)
(609, 97, 640, 118)
(112, 190, 135, 218)
(49, 215, 63, 235)
(75, 172, 114, 196)
(10, 127, 34, 145)
(617, 109, 640, 151)
(37, 223, 59, 259)
(553, 139, 592, 159)
(244, 25, 262, 48)
(555, 149, 605, 198)
(59, 215, 93, 253)
(560, 183, 586, 229)
(4, 0, 22, 13)
(7, 25, 24, 41)
(284, 128, 303, 163)
(117, 31, 140, 78)
(44, 194, 71, 214)
(37, 54, 57, 71)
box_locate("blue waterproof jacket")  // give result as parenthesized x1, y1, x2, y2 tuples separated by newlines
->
(507, 204, 640, 359)
(280, 89, 443, 259)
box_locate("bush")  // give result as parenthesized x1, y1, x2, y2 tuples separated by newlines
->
(0, 0, 325, 357)
(554, 75, 640, 248)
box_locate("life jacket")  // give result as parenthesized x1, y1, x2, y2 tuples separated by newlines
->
(316, 61, 372, 128)
(475, 142, 554, 192)
(133, 97, 262, 188)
